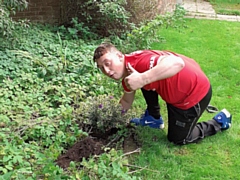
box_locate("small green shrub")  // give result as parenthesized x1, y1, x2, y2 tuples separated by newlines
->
(75, 94, 133, 132)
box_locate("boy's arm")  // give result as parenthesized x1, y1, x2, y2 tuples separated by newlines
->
(142, 55, 185, 84)
(119, 91, 135, 111)
(125, 55, 185, 90)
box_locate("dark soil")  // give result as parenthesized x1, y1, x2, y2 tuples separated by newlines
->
(56, 126, 139, 169)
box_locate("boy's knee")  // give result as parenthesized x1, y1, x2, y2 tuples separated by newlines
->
(167, 136, 185, 145)
(167, 136, 202, 145)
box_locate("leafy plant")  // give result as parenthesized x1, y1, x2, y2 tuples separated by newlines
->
(70, 149, 140, 180)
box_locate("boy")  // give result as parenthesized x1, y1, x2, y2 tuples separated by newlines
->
(93, 43, 232, 145)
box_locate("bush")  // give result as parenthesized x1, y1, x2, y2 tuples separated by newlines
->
(0, 0, 28, 38)
(75, 94, 133, 132)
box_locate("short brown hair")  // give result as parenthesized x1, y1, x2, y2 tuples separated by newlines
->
(93, 43, 118, 62)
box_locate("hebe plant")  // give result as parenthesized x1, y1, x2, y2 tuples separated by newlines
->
(77, 94, 133, 132)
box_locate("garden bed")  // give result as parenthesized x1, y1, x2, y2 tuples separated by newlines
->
(56, 126, 139, 169)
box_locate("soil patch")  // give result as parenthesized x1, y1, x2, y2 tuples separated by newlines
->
(56, 127, 139, 169)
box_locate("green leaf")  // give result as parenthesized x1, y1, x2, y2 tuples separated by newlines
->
(13, 155, 23, 164)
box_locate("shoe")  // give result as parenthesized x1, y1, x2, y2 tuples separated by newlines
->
(130, 110, 164, 129)
(213, 108, 232, 130)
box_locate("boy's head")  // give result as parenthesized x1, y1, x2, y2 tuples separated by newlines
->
(93, 43, 119, 62)
(93, 43, 127, 80)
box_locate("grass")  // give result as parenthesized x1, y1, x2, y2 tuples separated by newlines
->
(209, 0, 240, 15)
(130, 18, 240, 179)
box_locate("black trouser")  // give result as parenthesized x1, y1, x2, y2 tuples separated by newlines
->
(141, 86, 221, 145)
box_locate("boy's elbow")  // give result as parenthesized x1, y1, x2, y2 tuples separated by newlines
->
(180, 60, 185, 69)
(177, 58, 185, 70)
(171, 56, 185, 70)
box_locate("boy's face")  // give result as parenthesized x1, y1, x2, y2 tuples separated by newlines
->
(96, 51, 126, 80)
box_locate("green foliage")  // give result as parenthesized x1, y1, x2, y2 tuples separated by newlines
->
(74, 0, 178, 38)
(0, 142, 69, 179)
(0, 22, 122, 179)
(0, 4, 188, 179)
(0, 101, 87, 178)
(58, 17, 98, 40)
(96, 0, 132, 36)
(71, 149, 140, 180)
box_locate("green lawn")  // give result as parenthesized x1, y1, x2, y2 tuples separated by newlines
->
(131, 18, 240, 179)
(209, 0, 240, 15)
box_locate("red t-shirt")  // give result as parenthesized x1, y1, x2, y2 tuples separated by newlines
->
(122, 50, 210, 110)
